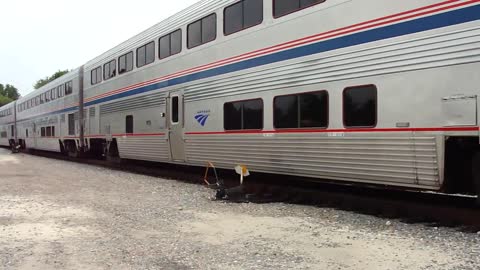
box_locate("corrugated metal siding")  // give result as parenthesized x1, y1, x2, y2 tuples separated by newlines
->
(184, 26, 480, 101)
(100, 93, 166, 116)
(89, 107, 96, 117)
(185, 134, 441, 188)
(117, 136, 170, 162)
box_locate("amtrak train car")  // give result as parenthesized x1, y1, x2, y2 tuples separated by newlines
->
(3, 0, 480, 196)
(0, 101, 16, 147)
(15, 68, 83, 153)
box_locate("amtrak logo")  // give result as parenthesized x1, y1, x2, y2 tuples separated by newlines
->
(195, 110, 211, 126)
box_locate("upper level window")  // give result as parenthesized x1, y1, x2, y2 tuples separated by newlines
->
(343, 85, 377, 128)
(40, 94, 45, 104)
(159, 29, 182, 60)
(136, 41, 155, 68)
(58, 84, 65, 98)
(188, 13, 217, 49)
(91, 66, 102, 85)
(104, 59, 117, 80)
(273, 0, 325, 18)
(118, 51, 133, 74)
(224, 0, 263, 35)
(274, 91, 328, 129)
(51, 88, 56, 100)
(224, 99, 263, 130)
(65, 81, 73, 95)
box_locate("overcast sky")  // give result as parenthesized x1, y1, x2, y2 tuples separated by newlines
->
(0, 0, 199, 96)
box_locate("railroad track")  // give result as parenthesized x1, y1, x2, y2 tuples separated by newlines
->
(16, 148, 480, 232)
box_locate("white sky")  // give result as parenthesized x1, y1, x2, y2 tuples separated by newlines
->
(0, 0, 199, 97)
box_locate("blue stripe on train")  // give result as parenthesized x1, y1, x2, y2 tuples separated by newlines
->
(85, 5, 480, 108)
(23, 4, 480, 121)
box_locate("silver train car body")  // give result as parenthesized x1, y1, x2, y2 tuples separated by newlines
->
(4, 0, 480, 194)
(0, 101, 16, 147)
(15, 69, 83, 153)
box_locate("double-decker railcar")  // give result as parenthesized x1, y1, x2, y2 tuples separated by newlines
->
(0, 101, 16, 148)
(15, 69, 83, 153)
(4, 0, 480, 196)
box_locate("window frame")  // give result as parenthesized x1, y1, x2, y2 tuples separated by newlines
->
(342, 84, 378, 129)
(159, 29, 183, 60)
(51, 88, 56, 100)
(103, 59, 117, 80)
(187, 13, 217, 49)
(118, 51, 134, 75)
(224, 0, 264, 36)
(273, 0, 326, 19)
(273, 90, 329, 130)
(57, 84, 65, 98)
(65, 81, 73, 95)
(136, 41, 155, 68)
(223, 98, 264, 131)
(91, 66, 102, 85)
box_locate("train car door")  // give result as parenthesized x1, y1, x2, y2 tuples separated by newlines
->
(168, 91, 186, 161)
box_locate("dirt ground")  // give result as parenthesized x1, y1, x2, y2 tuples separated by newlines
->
(0, 148, 479, 270)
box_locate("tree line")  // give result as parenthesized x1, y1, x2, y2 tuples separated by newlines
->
(0, 69, 70, 107)
(0, 84, 20, 106)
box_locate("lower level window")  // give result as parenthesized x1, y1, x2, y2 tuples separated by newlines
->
(274, 91, 328, 129)
(343, 85, 377, 127)
(224, 99, 263, 130)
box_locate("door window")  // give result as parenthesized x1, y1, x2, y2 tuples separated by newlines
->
(68, 114, 75, 135)
(172, 96, 179, 123)
(126, 115, 134, 134)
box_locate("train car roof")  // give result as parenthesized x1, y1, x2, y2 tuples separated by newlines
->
(0, 100, 16, 110)
(18, 67, 80, 102)
(84, 0, 234, 70)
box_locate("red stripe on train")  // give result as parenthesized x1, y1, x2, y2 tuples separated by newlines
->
(185, 127, 479, 135)
(84, 0, 475, 103)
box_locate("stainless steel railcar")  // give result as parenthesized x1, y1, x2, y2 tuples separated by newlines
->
(4, 0, 480, 196)
(15, 68, 83, 153)
(0, 101, 16, 148)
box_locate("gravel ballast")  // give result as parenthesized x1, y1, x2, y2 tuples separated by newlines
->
(0, 148, 479, 270)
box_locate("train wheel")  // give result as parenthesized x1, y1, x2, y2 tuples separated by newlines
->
(472, 152, 480, 203)
(66, 142, 79, 158)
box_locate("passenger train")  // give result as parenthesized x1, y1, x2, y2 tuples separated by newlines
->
(2, 0, 480, 197)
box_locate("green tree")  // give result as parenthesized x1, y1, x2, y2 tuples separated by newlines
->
(34, 70, 69, 90)
(0, 83, 20, 106)
(0, 84, 20, 100)
(0, 95, 13, 107)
